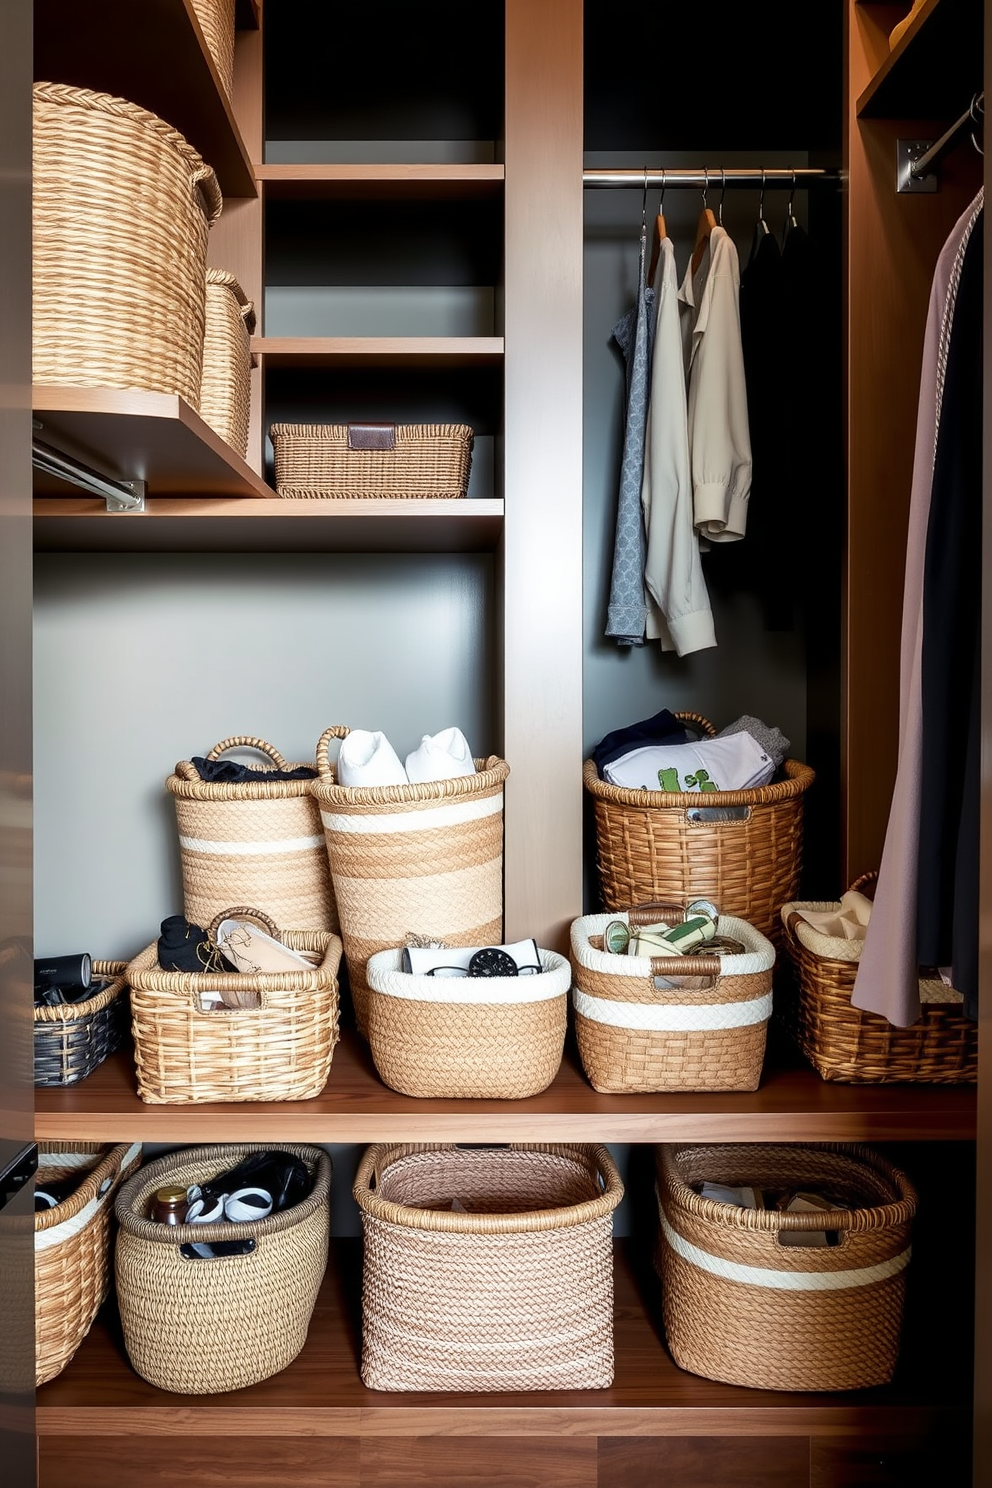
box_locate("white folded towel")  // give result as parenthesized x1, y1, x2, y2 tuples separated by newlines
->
(604, 731, 775, 793)
(405, 726, 476, 784)
(336, 729, 408, 787)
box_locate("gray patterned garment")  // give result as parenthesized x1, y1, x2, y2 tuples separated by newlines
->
(606, 227, 655, 646)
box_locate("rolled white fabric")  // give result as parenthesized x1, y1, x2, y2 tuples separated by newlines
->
(405, 726, 476, 784)
(336, 729, 407, 787)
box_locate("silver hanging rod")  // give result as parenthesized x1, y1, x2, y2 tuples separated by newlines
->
(32, 432, 146, 512)
(583, 168, 842, 188)
(911, 91, 983, 180)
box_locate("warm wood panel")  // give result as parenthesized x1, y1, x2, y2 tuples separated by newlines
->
(857, 0, 983, 118)
(33, 498, 504, 554)
(33, 0, 256, 197)
(259, 165, 505, 200)
(39, 1437, 362, 1487)
(809, 1432, 971, 1485)
(598, 1436, 810, 1487)
(362, 1438, 596, 1487)
(255, 338, 504, 367)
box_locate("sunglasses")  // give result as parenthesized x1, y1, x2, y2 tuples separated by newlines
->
(426, 947, 541, 978)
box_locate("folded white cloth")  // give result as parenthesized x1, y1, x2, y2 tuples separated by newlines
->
(604, 730, 774, 793)
(336, 729, 407, 787)
(791, 891, 873, 942)
(404, 726, 476, 784)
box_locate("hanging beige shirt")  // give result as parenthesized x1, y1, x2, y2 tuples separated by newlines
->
(679, 225, 752, 542)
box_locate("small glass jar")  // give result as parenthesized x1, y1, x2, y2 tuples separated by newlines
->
(149, 1185, 190, 1225)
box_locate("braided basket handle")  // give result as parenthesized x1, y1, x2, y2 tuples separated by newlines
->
(628, 901, 696, 928)
(649, 954, 721, 978)
(849, 870, 878, 899)
(207, 905, 282, 939)
(192, 163, 223, 225)
(316, 725, 352, 776)
(206, 736, 289, 767)
(673, 710, 717, 739)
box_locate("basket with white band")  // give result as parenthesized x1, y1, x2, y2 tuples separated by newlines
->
(656, 1143, 917, 1392)
(365, 946, 569, 1099)
(570, 905, 775, 1093)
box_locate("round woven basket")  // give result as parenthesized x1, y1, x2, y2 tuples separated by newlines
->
(33, 959, 129, 1088)
(312, 726, 509, 1037)
(35, 1142, 142, 1385)
(656, 1143, 917, 1391)
(115, 1144, 330, 1394)
(354, 1143, 624, 1392)
(167, 736, 337, 935)
(365, 947, 569, 1099)
(570, 910, 775, 1093)
(201, 268, 255, 456)
(191, 0, 236, 98)
(584, 713, 814, 943)
(33, 82, 222, 407)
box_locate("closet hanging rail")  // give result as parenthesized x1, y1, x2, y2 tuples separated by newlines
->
(910, 92, 983, 181)
(582, 168, 842, 189)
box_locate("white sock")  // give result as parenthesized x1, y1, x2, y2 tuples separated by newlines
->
(405, 726, 476, 784)
(336, 729, 407, 787)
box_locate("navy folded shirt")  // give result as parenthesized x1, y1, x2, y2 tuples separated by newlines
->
(591, 708, 690, 777)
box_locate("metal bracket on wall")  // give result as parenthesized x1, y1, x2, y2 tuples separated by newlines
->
(896, 139, 939, 194)
(32, 426, 146, 511)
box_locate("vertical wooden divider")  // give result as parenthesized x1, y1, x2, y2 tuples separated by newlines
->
(503, 0, 585, 949)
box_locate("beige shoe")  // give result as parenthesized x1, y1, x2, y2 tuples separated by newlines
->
(889, 0, 926, 50)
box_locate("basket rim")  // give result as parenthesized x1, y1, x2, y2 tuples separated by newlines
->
(313, 754, 509, 806)
(116, 1142, 331, 1245)
(583, 754, 814, 807)
(167, 767, 319, 801)
(34, 1142, 139, 1231)
(206, 266, 257, 333)
(269, 422, 474, 442)
(353, 1142, 624, 1233)
(658, 1142, 917, 1232)
(33, 962, 127, 1024)
(126, 932, 341, 995)
(366, 946, 571, 1005)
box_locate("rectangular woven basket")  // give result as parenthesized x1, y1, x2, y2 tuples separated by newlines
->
(270, 422, 474, 498)
(354, 1143, 624, 1391)
(33, 959, 129, 1087)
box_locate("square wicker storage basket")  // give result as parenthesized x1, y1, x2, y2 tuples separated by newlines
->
(270, 422, 473, 499)
(33, 959, 129, 1087)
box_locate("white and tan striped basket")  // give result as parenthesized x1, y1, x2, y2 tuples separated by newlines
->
(656, 1143, 917, 1391)
(570, 910, 775, 1093)
(312, 726, 508, 1037)
(365, 947, 569, 1099)
(167, 736, 336, 934)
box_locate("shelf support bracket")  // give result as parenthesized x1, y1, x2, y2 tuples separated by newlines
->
(32, 430, 146, 512)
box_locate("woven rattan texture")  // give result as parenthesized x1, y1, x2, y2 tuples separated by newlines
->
(168, 737, 337, 934)
(314, 729, 507, 1036)
(200, 268, 254, 455)
(35, 1143, 140, 1385)
(125, 930, 341, 1103)
(33, 960, 128, 1087)
(270, 423, 474, 499)
(115, 1144, 329, 1394)
(33, 83, 220, 406)
(783, 906, 977, 1084)
(656, 1143, 917, 1392)
(354, 1145, 622, 1391)
(190, 0, 236, 98)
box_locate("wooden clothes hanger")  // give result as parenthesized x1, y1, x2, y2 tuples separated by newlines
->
(690, 168, 718, 276)
(647, 169, 668, 283)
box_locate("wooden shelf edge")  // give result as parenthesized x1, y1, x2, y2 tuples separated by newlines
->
(257, 164, 505, 199)
(855, 0, 978, 117)
(179, 0, 257, 196)
(255, 337, 505, 365)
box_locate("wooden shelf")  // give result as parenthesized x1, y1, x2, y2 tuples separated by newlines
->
(256, 337, 505, 368)
(32, 387, 272, 500)
(258, 164, 505, 199)
(857, 0, 983, 118)
(34, 0, 257, 197)
(33, 1030, 976, 1144)
(34, 498, 504, 553)
(35, 1239, 969, 1440)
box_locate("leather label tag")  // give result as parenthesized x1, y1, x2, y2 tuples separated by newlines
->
(348, 423, 396, 451)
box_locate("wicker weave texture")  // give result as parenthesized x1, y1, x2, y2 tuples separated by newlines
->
(354, 1145, 623, 1392)
(314, 728, 507, 1037)
(33, 82, 221, 407)
(190, 0, 236, 98)
(115, 1144, 329, 1394)
(200, 268, 255, 456)
(270, 423, 474, 499)
(36, 1142, 141, 1385)
(656, 1143, 916, 1392)
(168, 737, 337, 934)
(365, 948, 569, 1099)
(33, 960, 128, 1088)
(126, 929, 342, 1103)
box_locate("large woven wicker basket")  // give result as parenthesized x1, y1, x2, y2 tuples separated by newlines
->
(354, 1144, 624, 1392)
(782, 874, 977, 1083)
(656, 1143, 917, 1392)
(365, 947, 569, 1099)
(33, 82, 221, 407)
(167, 736, 337, 934)
(584, 713, 814, 943)
(36, 1142, 142, 1385)
(313, 726, 508, 1038)
(115, 1144, 330, 1393)
(34, 960, 129, 1088)
(270, 423, 474, 499)
(125, 912, 342, 1103)
(570, 907, 775, 1093)
(191, 0, 236, 99)
(201, 268, 255, 457)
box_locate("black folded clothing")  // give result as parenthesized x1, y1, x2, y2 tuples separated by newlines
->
(190, 757, 317, 784)
(158, 915, 211, 972)
(193, 1151, 312, 1216)
(592, 707, 690, 777)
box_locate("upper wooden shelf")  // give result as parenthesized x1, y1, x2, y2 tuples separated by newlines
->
(857, 0, 983, 118)
(34, 0, 257, 197)
(32, 386, 272, 500)
(33, 1030, 976, 1144)
(255, 337, 505, 367)
(258, 164, 505, 199)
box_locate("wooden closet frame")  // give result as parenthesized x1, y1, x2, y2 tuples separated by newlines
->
(21, 1, 990, 1484)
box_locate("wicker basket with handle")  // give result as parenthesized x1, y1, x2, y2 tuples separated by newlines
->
(34, 959, 129, 1088)
(270, 422, 474, 498)
(33, 82, 221, 407)
(354, 1143, 623, 1392)
(782, 873, 977, 1083)
(200, 268, 256, 456)
(584, 712, 814, 943)
(656, 1142, 917, 1391)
